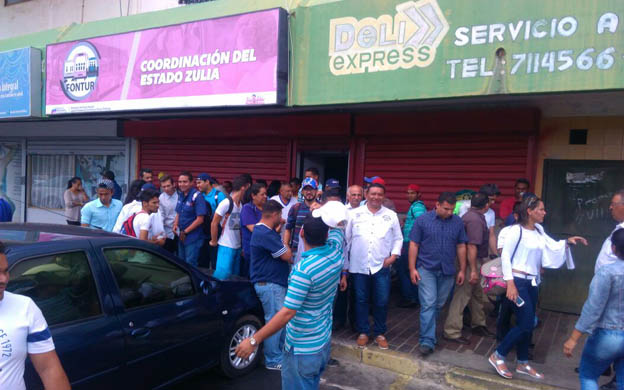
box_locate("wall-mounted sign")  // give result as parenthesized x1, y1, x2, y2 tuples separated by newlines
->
(0, 48, 42, 119)
(46, 8, 288, 115)
(293, 0, 624, 105)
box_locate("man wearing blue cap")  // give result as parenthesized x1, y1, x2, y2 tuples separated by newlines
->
(297, 167, 323, 202)
(284, 177, 321, 264)
(197, 173, 227, 212)
(197, 173, 226, 268)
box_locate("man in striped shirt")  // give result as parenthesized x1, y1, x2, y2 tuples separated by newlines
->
(236, 203, 347, 390)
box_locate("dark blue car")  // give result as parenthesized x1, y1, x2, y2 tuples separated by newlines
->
(2, 223, 264, 390)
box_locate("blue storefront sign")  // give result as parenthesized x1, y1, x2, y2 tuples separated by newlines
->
(0, 47, 42, 119)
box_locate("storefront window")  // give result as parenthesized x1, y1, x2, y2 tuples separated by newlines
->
(29, 154, 126, 210)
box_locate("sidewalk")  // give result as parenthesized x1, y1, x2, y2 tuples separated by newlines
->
(331, 293, 605, 389)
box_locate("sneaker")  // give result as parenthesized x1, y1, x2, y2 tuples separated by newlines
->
(356, 334, 369, 349)
(266, 364, 282, 371)
(375, 335, 389, 350)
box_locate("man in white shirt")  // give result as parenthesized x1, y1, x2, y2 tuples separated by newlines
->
(0, 244, 70, 390)
(592, 190, 624, 390)
(158, 175, 179, 253)
(270, 182, 297, 221)
(346, 185, 363, 210)
(343, 183, 403, 350)
(211, 175, 249, 280)
(595, 190, 624, 273)
(113, 183, 165, 241)
(133, 189, 165, 245)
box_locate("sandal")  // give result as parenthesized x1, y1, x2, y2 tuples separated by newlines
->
(488, 353, 513, 379)
(516, 364, 544, 379)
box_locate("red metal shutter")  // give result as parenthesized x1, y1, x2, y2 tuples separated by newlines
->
(139, 138, 291, 184)
(363, 134, 531, 213)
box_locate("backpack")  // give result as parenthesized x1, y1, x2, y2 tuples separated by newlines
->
(191, 192, 214, 239)
(480, 225, 522, 295)
(121, 211, 147, 237)
(218, 195, 235, 239)
(285, 202, 303, 247)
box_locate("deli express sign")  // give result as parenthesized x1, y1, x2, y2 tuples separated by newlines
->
(293, 0, 624, 105)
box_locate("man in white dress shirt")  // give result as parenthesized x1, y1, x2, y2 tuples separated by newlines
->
(346, 185, 363, 210)
(158, 175, 179, 253)
(595, 190, 624, 272)
(343, 183, 403, 350)
(593, 189, 624, 390)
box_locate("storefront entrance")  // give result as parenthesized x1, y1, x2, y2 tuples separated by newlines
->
(298, 150, 349, 197)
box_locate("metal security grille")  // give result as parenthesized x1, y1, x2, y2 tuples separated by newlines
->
(139, 138, 291, 184)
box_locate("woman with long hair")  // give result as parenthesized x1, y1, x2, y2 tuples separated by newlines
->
(64, 177, 88, 225)
(124, 179, 146, 205)
(240, 182, 268, 278)
(489, 196, 587, 380)
(564, 228, 624, 390)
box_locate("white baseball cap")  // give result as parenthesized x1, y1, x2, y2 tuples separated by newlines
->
(312, 201, 349, 228)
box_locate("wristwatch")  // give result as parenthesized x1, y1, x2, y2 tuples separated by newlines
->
(249, 337, 257, 347)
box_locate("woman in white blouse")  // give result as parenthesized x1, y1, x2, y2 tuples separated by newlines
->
(489, 196, 587, 380)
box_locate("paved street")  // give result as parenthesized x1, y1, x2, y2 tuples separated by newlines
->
(168, 358, 452, 390)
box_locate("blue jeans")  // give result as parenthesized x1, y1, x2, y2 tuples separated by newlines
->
(213, 245, 242, 280)
(417, 266, 455, 348)
(496, 278, 538, 363)
(177, 238, 204, 267)
(396, 242, 418, 302)
(281, 341, 331, 390)
(254, 282, 286, 366)
(579, 329, 624, 390)
(353, 267, 391, 336)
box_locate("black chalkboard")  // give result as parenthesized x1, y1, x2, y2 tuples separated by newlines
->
(541, 159, 624, 314)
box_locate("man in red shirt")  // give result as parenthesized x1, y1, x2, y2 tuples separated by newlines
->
(499, 179, 530, 219)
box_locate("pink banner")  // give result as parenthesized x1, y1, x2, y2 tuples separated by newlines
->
(46, 8, 287, 115)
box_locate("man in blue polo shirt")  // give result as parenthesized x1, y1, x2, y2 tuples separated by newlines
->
(173, 171, 208, 267)
(249, 200, 292, 371)
(81, 180, 123, 231)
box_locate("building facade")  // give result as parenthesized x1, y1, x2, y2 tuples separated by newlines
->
(1, 0, 624, 312)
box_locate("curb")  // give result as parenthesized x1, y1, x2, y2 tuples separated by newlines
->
(331, 340, 565, 390)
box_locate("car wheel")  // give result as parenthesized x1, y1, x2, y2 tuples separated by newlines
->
(220, 314, 262, 378)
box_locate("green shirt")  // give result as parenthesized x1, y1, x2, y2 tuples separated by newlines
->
(403, 200, 426, 242)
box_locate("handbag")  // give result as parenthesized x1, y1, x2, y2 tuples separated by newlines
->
(480, 226, 522, 295)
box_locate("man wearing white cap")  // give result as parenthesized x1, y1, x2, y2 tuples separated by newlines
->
(236, 201, 348, 389)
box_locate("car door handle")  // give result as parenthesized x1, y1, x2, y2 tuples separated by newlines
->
(131, 327, 151, 339)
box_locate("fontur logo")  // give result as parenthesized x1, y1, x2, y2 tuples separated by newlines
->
(328, 0, 449, 76)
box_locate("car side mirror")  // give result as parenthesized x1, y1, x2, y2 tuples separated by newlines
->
(199, 280, 217, 296)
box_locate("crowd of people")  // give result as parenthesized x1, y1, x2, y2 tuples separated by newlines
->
(16, 167, 624, 390)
